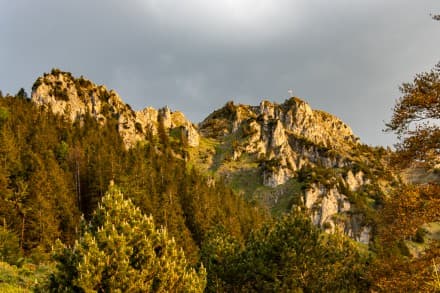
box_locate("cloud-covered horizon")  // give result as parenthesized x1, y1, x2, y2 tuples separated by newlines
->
(1, 0, 439, 146)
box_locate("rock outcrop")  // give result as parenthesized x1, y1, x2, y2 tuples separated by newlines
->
(199, 98, 357, 186)
(31, 69, 199, 148)
(197, 99, 391, 244)
(303, 170, 372, 244)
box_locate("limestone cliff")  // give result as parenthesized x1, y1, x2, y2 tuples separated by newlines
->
(31, 69, 199, 148)
(197, 99, 392, 244)
(303, 170, 373, 244)
(199, 99, 358, 186)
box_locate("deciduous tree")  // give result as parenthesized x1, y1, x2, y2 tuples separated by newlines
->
(386, 63, 440, 167)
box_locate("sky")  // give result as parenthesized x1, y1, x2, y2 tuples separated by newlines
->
(1, 0, 439, 147)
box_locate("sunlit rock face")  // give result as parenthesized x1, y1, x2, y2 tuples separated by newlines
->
(303, 173, 372, 245)
(199, 98, 358, 186)
(31, 70, 199, 148)
(199, 99, 381, 244)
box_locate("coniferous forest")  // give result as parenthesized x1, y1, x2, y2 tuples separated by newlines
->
(0, 68, 439, 292)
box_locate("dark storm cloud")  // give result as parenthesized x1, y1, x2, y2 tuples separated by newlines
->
(1, 0, 439, 146)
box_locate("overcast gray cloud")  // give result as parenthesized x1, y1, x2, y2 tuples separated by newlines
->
(1, 0, 439, 146)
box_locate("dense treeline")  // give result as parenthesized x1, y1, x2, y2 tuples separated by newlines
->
(201, 210, 370, 292)
(0, 94, 80, 254)
(0, 92, 266, 264)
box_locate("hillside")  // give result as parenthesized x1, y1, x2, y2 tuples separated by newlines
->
(28, 69, 398, 245)
(0, 69, 438, 291)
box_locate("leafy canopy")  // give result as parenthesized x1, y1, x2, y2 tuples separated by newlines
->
(386, 63, 440, 167)
(202, 210, 370, 292)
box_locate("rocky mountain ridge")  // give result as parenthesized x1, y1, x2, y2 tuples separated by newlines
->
(198, 98, 360, 187)
(30, 69, 394, 244)
(31, 69, 200, 148)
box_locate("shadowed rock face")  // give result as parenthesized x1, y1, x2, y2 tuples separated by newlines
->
(31, 70, 199, 148)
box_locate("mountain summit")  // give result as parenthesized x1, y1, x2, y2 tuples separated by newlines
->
(198, 98, 359, 187)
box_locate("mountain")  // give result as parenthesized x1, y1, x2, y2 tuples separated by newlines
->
(1, 69, 439, 291)
(193, 99, 392, 243)
(30, 69, 395, 245)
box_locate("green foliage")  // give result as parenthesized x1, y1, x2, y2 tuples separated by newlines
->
(0, 95, 84, 253)
(0, 223, 21, 265)
(200, 227, 242, 292)
(203, 210, 370, 292)
(54, 141, 69, 163)
(297, 164, 341, 189)
(50, 68, 62, 76)
(0, 261, 53, 292)
(0, 107, 9, 123)
(415, 227, 428, 243)
(228, 168, 262, 198)
(46, 186, 206, 292)
(120, 146, 267, 262)
(53, 86, 69, 101)
(246, 178, 304, 216)
(260, 157, 282, 173)
(296, 161, 386, 228)
(99, 90, 111, 102)
(32, 78, 43, 92)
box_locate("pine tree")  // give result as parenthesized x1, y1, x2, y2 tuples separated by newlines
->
(16, 88, 28, 100)
(46, 185, 206, 292)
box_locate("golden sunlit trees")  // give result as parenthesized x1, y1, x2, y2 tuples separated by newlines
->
(46, 186, 206, 292)
(386, 63, 440, 168)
